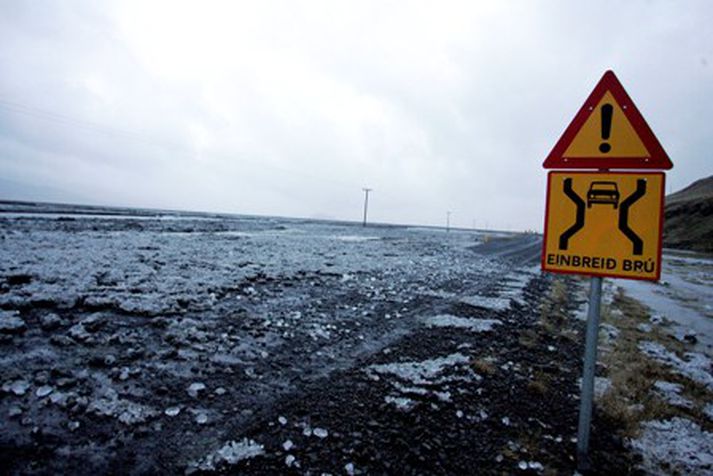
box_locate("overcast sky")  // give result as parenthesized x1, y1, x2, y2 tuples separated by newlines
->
(1, 1, 711, 231)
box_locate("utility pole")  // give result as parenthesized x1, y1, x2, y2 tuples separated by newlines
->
(362, 188, 372, 227)
(446, 211, 451, 232)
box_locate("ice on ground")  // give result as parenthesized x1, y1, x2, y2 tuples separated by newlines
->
(369, 353, 478, 410)
(368, 353, 472, 385)
(653, 381, 694, 409)
(600, 323, 620, 343)
(704, 403, 713, 421)
(0, 205, 539, 473)
(332, 235, 379, 242)
(87, 388, 158, 425)
(0, 310, 26, 334)
(629, 417, 713, 475)
(573, 301, 588, 322)
(496, 268, 537, 306)
(165, 406, 181, 417)
(68, 323, 92, 342)
(615, 252, 713, 351)
(602, 279, 618, 306)
(673, 327, 699, 344)
(187, 382, 207, 398)
(422, 314, 502, 332)
(459, 295, 511, 312)
(189, 438, 265, 472)
(193, 410, 209, 425)
(3, 379, 31, 396)
(422, 289, 456, 299)
(434, 390, 451, 402)
(392, 382, 428, 395)
(385, 395, 416, 411)
(639, 341, 713, 390)
(35, 385, 54, 397)
(577, 377, 612, 399)
(39, 312, 62, 330)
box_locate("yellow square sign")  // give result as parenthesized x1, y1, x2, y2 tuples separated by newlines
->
(542, 171, 664, 281)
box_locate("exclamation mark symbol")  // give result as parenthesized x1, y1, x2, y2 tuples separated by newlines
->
(599, 103, 613, 153)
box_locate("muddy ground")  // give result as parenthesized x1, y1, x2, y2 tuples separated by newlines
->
(0, 203, 638, 475)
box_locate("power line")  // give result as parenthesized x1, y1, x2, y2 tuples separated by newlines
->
(0, 98, 458, 226)
(0, 98, 171, 148)
(0, 97, 364, 191)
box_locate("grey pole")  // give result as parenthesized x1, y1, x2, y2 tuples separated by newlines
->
(362, 188, 372, 227)
(576, 276, 603, 470)
(446, 211, 451, 232)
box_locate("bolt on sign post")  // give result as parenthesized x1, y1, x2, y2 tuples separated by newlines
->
(541, 70, 672, 470)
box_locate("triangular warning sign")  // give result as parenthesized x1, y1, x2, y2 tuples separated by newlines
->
(543, 70, 672, 170)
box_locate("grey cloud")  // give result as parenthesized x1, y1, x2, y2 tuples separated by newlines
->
(1, 1, 711, 230)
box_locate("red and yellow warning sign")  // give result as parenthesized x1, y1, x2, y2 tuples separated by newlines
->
(543, 70, 672, 170)
(542, 172, 664, 281)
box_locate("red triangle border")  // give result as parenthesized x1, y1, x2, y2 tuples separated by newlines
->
(543, 70, 672, 170)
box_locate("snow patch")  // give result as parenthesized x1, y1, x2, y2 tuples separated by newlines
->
(577, 377, 612, 399)
(496, 270, 534, 306)
(87, 388, 158, 425)
(638, 341, 713, 390)
(703, 403, 713, 421)
(599, 323, 620, 343)
(459, 295, 510, 312)
(653, 381, 693, 409)
(368, 353, 472, 385)
(3, 379, 31, 396)
(422, 314, 502, 332)
(188, 438, 265, 472)
(369, 353, 478, 409)
(332, 235, 379, 242)
(0, 310, 26, 334)
(629, 418, 713, 475)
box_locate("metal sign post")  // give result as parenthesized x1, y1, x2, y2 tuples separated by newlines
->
(576, 276, 603, 470)
(541, 70, 672, 470)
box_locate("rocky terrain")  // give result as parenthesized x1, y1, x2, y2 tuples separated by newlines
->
(664, 175, 713, 253)
(0, 202, 672, 474)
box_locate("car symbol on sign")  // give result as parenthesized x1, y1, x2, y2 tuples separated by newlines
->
(587, 181, 620, 209)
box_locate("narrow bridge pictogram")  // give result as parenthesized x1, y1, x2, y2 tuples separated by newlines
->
(558, 178, 647, 255)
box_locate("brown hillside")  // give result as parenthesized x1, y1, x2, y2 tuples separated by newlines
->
(663, 175, 713, 252)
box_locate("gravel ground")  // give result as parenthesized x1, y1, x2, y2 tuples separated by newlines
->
(0, 202, 638, 474)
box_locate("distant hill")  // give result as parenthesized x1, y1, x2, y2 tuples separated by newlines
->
(664, 175, 713, 252)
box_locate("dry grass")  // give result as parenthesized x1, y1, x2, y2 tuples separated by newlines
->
(517, 277, 576, 371)
(531, 275, 713, 440)
(518, 329, 539, 349)
(526, 372, 550, 395)
(539, 279, 569, 330)
(472, 357, 497, 376)
(524, 277, 578, 347)
(597, 289, 713, 437)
